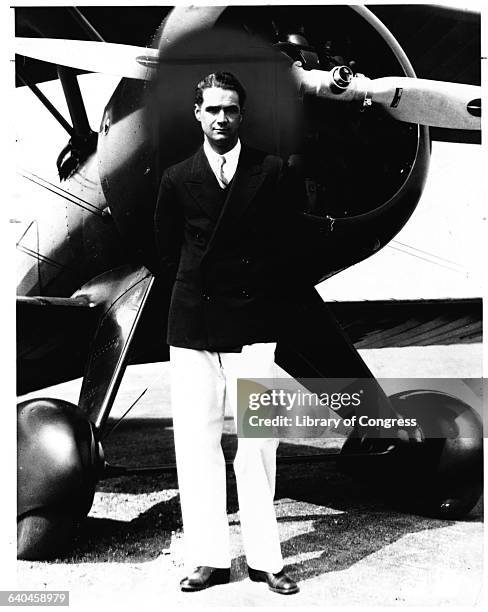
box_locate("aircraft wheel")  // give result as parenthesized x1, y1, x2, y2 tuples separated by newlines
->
(17, 399, 103, 559)
(17, 508, 81, 561)
(338, 390, 483, 519)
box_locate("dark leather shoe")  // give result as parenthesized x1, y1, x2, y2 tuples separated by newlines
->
(248, 566, 299, 595)
(180, 566, 230, 592)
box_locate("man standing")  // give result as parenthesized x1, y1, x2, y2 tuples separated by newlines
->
(154, 72, 304, 594)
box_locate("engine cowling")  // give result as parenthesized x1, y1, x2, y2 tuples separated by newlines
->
(97, 5, 429, 282)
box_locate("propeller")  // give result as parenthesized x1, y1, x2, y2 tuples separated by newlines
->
(15, 37, 481, 131)
(292, 63, 481, 130)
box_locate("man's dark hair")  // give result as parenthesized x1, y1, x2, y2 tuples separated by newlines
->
(194, 72, 246, 108)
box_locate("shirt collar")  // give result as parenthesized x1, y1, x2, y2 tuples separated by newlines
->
(203, 138, 241, 167)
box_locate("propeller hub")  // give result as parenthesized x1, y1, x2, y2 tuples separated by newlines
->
(331, 65, 354, 89)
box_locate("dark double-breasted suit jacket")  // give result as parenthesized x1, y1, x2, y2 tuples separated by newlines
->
(154, 143, 309, 351)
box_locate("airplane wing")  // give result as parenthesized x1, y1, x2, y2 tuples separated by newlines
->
(15, 38, 158, 81)
(328, 297, 482, 349)
(14, 4, 480, 82)
(17, 294, 481, 397)
(369, 5, 479, 86)
(17, 266, 158, 399)
(14, 6, 170, 86)
(17, 295, 98, 393)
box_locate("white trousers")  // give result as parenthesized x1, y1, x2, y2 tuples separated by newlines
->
(170, 343, 283, 573)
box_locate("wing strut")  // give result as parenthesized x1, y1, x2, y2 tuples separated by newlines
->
(55, 67, 97, 179)
(56, 66, 92, 139)
(67, 7, 105, 42)
(17, 68, 73, 136)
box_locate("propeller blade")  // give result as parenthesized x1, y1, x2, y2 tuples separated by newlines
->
(293, 64, 481, 130)
(370, 77, 480, 130)
(15, 38, 158, 80)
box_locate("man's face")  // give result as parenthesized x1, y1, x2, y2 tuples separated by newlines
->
(194, 86, 242, 153)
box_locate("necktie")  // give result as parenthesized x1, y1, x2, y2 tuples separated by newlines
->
(218, 155, 228, 188)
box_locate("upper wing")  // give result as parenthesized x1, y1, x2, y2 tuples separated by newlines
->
(370, 4, 480, 86)
(14, 6, 169, 86)
(15, 38, 158, 81)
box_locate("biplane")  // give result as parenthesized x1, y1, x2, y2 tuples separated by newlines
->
(14, 4, 483, 560)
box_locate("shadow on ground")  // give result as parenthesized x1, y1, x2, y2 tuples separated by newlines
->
(50, 417, 482, 571)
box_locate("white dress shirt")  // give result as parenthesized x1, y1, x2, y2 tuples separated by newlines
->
(203, 138, 241, 189)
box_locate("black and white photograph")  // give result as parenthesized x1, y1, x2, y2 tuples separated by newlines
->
(4, 1, 485, 608)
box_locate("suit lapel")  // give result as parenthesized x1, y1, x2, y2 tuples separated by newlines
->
(206, 145, 268, 254)
(184, 147, 225, 221)
(185, 144, 268, 254)
(223, 145, 267, 222)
